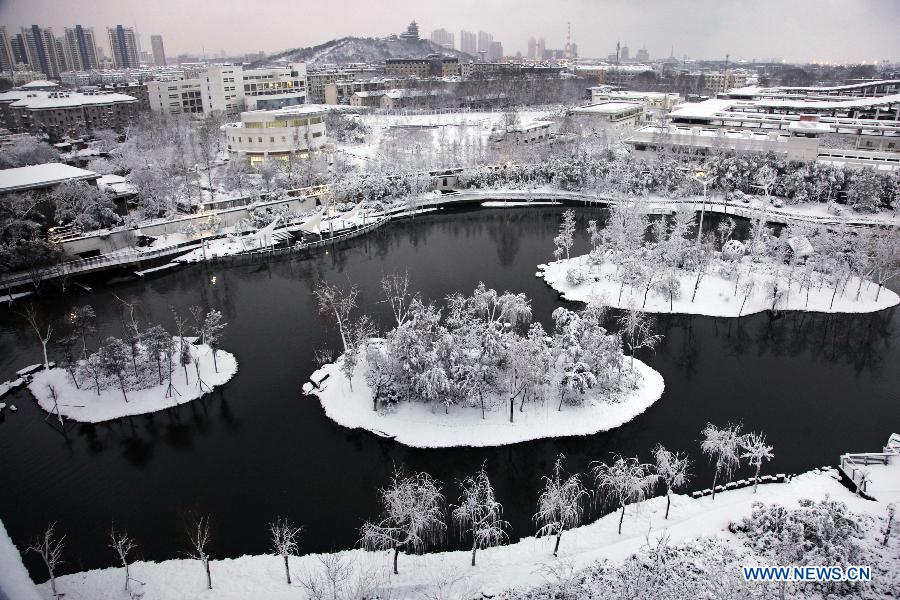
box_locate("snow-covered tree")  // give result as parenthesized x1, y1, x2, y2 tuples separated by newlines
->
(593, 455, 655, 534)
(50, 181, 119, 231)
(143, 324, 172, 386)
(381, 271, 415, 327)
(740, 431, 774, 493)
(534, 454, 589, 556)
(700, 422, 743, 499)
(185, 513, 213, 590)
(616, 307, 662, 370)
(553, 209, 576, 260)
(109, 526, 137, 593)
(98, 337, 131, 402)
(270, 516, 302, 585)
(653, 445, 691, 519)
(28, 523, 65, 599)
(360, 469, 446, 575)
(201, 309, 227, 372)
(452, 466, 509, 566)
(66, 304, 96, 359)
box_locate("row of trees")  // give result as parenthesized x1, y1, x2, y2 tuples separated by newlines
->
(314, 275, 659, 419)
(555, 202, 900, 313)
(26, 420, 768, 596)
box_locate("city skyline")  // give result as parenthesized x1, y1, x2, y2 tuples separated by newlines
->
(0, 0, 898, 64)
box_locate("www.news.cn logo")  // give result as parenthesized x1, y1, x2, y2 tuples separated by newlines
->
(742, 566, 872, 582)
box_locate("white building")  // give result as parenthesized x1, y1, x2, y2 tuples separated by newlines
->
(223, 104, 327, 164)
(570, 102, 647, 130)
(489, 120, 553, 148)
(146, 78, 204, 114)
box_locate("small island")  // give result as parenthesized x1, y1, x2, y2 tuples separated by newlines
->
(306, 278, 665, 448)
(20, 304, 236, 423)
(540, 206, 900, 317)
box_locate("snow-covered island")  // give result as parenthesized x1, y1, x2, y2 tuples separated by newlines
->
(541, 206, 900, 317)
(305, 279, 665, 448)
(20, 305, 235, 423)
(28, 340, 236, 423)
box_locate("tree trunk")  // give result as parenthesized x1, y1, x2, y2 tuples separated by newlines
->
(393, 546, 400, 575)
(471, 542, 477, 566)
(283, 554, 291, 584)
(711, 469, 719, 500)
(41, 342, 49, 370)
(665, 492, 671, 519)
(553, 532, 562, 557)
(691, 270, 703, 302)
(618, 505, 625, 534)
(124, 562, 130, 591)
(510, 396, 514, 423)
(754, 463, 761, 493)
(204, 557, 212, 590)
(212, 350, 219, 373)
(118, 375, 128, 402)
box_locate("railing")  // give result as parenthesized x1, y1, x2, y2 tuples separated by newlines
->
(838, 433, 899, 496)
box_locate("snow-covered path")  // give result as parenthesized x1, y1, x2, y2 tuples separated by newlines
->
(29, 469, 893, 600)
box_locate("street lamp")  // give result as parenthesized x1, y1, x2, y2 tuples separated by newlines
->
(693, 171, 712, 247)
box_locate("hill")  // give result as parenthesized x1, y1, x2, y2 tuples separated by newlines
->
(266, 36, 475, 67)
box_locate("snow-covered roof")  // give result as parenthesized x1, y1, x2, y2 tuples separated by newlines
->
(572, 102, 644, 116)
(788, 120, 831, 133)
(241, 104, 328, 119)
(754, 93, 900, 110)
(0, 163, 100, 194)
(19, 79, 59, 90)
(9, 91, 137, 109)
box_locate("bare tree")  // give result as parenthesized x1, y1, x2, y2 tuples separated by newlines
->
(701, 422, 743, 500)
(452, 465, 509, 566)
(109, 526, 137, 593)
(313, 280, 359, 352)
(593, 455, 655, 534)
(67, 304, 96, 359)
(201, 309, 227, 372)
(18, 303, 53, 369)
(653, 445, 691, 519)
(740, 432, 774, 493)
(359, 469, 446, 575)
(270, 516, 302, 585)
(28, 523, 65, 599)
(381, 271, 415, 327)
(534, 454, 589, 556)
(184, 513, 213, 590)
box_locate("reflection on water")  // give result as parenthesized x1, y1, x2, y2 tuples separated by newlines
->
(0, 207, 897, 578)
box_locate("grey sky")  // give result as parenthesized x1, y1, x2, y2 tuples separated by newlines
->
(1, 0, 897, 63)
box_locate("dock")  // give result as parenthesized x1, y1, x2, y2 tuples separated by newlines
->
(838, 433, 900, 501)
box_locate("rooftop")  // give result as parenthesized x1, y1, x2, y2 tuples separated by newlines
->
(572, 101, 644, 115)
(0, 163, 100, 194)
(7, 91, 137, 110)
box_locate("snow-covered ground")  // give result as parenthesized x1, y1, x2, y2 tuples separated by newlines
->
(540, 255, 900, 317)
(23, 467, 897, 600)
(0, 520, 42, 600)
(305, 351, 664, 448)
(27, 343, 237, 423)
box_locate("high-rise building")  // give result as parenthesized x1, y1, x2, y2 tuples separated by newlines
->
(0, 27, 14, 73)
(63, 26, 100, 71)
(477, 31, 493, 54)
(107, 25, 139, 69)
(537, 37, 546, 60)
(527, 37, 536, 60)
(10, 34, 28, 66)
(620, 42, 630, 62)
(150, 34, 166, 66)
(20, 25, 64, 79)
(488, 41, 503, 62)
(460, 30, 477, 55)
(636, 46, 649, 62)
(430, 28, 454, 50)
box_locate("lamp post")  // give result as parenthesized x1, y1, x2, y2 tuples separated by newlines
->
(693, 171, 712, 247)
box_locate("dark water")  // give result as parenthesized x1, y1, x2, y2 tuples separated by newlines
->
(1, 206, 898, 579)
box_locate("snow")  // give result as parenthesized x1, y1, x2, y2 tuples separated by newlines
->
(0, 377, 25, 399)
(0, 519, 43, 600)
(28, 468, 897, 600)
(307, 350, 665, 448)
(26, 343, 238, 423)
(0, 163, 99, 194)
(481, 201, 561, 208)
(539, 254, 900, 317)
